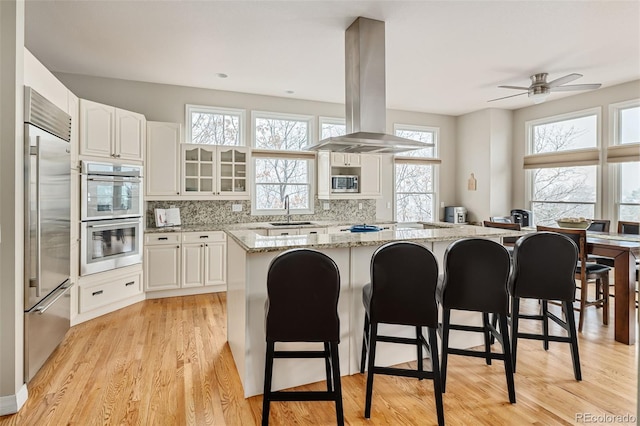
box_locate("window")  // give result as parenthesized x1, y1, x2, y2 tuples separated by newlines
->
(252, 112, 314, 215)
(319, 117, 346, 139)
(525, 109, 601, 225)
(394, 125, 439, 222)
(186, 105, 245, 145)
(610, 100, 640, 221)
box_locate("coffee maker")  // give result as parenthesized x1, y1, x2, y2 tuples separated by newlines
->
(445, 206, 468, 224)
(510, 209, 532, 227)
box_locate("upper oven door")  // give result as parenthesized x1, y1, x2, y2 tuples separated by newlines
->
(81, 162, 143, 221)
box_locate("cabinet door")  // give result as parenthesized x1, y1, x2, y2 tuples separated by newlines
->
(80, 99, 115, 158)
(331, 152, 360, 166)
(144, 244, 181, 290)
(317, 151, 331, 198)
(182, 243, 205, 287)
(360, 154, 382, 196)
(218, 147, 249, 195)
(116, 108, 145, 161)
(204, 241, 226, 286)
(146, 122, 181, 197)
(182, 144, 216, 195)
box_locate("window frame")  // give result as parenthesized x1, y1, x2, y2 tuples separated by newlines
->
(525, 108, 602, 224)
(392, 124, 440, 223)
(250, 110, 315, 216)
(185, 104, 246, 146)
(318, 116, 346, 140)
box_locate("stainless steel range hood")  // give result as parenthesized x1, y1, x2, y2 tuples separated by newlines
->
(307, 17, 429, 154)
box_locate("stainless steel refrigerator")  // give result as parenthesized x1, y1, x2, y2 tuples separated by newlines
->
(24, 87, 73, 382)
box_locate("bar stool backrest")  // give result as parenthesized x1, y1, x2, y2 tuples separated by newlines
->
(441, 238, 511, 314)
(509, 232, 578, 302)
(265, 249, 340, 343)
(369, 241, 439, 327)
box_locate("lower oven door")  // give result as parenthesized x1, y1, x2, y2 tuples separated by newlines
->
(81, 217, 143, 276)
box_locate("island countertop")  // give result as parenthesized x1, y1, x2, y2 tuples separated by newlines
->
(226, 224, 524, 253)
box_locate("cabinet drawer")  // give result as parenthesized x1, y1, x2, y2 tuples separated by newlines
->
(182, 231, 226, 243)
(79, 272, 142, 313)
(145, 233, 181, 245)
(299, 227, 327, 235)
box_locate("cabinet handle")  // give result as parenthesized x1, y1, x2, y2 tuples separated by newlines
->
(92, 290, 103, 296)
(281, 232, 289, 235)
(158, 237, 168, 241)
(176, 245, 180, 248)
(310, 232, 317, 234)
(125, 281, 135, 286)
(199, 235, 209, 239)
(177, 192, 180, 195)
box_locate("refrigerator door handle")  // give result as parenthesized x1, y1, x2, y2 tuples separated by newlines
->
(29, 138, 42, 298)
(32, 280, 73, 315)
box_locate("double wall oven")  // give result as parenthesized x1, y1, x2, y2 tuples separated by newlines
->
(80, 161, 143, 276)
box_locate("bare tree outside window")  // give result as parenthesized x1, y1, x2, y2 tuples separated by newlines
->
(530, 117, 597, 225)
(320, 122, 346, 139)
(619, 162, 640, 221)
(253, 115, 312, 213)
(394, 127, 437, 222)
(190, 111, 241, 145)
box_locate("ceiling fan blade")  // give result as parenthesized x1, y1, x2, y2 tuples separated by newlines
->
(488, 92, 527, 102)
(497, 85, 529, 90)
(551, 83, 602, 92)
(547, 73, 582, 87)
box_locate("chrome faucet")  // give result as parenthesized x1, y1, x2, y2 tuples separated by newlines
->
(284, 194, 291, 223)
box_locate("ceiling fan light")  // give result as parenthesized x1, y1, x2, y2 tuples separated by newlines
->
(531, 92, 549, 104)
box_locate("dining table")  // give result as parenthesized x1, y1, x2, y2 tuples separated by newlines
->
(587, 232, 639, 345)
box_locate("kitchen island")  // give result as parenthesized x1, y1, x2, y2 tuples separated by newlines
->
(225, 224, 523, 397)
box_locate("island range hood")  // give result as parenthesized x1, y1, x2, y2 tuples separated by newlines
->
(307, 17, 430, 154)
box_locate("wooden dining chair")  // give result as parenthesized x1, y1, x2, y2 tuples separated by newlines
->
(587, 219, 610, 233)
(618, 221, 640, 235)
(537, 226, 611, 332)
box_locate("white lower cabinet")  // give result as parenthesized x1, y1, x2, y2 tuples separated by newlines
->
(267, 228, 300, 236)
(77, 265, 143, 315)
(144, 233, 181, 291)
(145, 231, 226, 292)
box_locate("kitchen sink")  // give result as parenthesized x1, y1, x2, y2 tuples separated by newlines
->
(269, 221, 313, 226)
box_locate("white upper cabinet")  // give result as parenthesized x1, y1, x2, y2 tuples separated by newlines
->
(359, 154, 382, 196)
(146, 121, 181, 198)
(79, 99, 145, 162)
(331, 152, 361, 167)
(181, 144, 250, 199)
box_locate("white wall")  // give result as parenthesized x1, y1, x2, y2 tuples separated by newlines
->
(0, 0, 27, 414)
(55, 72, 458, 221)
(511, 80, 640, 214)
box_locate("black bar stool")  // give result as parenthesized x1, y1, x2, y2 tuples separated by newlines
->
(262, 249, 344, 426)
(436, 238, 516, 403)
(509, 232, 582, 381)
(359, 241, 444, 426)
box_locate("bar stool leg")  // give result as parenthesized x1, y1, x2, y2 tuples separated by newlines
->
(564, 300, 582, 381)
(329, 342, 345, 426)
(416, 326, 424, 379)
(542, 300, 549, 350)
(482, 312, 492, 365)
(428, 327, 445, 426)
(440, 309, 451, 393)
(324, 342, 333, 392)
(364, 322, 378, 419)
(511, 296, 520, 373)
(262, 341, 275, 426)
(498, 314, 516, 403)
(360, 314, 370, 374)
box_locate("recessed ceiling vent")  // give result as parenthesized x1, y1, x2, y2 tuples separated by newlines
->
(307, 17, 429, 154)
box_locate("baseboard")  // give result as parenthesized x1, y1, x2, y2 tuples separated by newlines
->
(0, 383, 28, 416)
(145, 284, 226, 300)
(71, 293, 146, 326)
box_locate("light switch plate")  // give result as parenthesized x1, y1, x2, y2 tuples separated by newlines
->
(232, 204, 242, 212)
(323, 202, 330, 210)
(358, 203, 363, 210)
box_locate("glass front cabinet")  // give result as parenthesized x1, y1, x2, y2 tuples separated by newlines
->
(181, 144, 249, 198)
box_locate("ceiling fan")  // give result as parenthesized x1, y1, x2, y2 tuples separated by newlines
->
(488, 73, 602, 104)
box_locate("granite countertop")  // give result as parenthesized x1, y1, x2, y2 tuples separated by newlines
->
(226, 224, 526, 253)
(144, 220, 402, 234)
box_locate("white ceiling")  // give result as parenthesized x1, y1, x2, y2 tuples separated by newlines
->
(25, 0, 640, 116)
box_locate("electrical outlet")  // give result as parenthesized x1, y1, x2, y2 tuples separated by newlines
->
(323, 202, 330, 210)
(232, 204, 242, 212)
(358, 203, 363, 210)
(440, 202, 445, 208)
(170, 204, 176, 209)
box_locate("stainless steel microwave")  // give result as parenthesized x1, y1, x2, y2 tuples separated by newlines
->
(331, 175, 358, 193)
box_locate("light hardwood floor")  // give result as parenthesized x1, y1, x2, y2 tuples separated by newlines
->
(1, 293, 636, 425)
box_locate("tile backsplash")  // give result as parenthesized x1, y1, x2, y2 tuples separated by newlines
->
(146, 198, 376, 228)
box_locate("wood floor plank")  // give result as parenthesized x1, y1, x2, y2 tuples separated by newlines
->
(1, 293, 636, 425)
